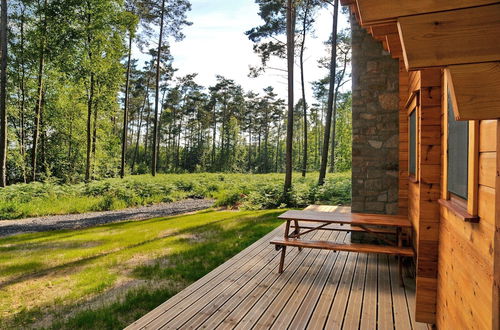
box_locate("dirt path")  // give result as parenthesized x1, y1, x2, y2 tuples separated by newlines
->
(0, 198, 215, 237)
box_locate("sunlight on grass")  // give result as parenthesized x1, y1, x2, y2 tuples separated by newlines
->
(0, 209, 284, 329)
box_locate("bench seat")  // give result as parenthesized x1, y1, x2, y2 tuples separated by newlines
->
(270, 238, 415, 257)
(291, 223, 397, 235)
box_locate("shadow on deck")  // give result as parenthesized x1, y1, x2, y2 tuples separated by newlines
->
(127, 222, 427, 329)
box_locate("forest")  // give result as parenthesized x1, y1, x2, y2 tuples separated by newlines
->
(0, 0, 351, 187)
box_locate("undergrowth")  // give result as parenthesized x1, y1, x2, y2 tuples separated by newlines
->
(0, 172, 351, 220)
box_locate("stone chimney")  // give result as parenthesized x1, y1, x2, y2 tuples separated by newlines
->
(350, 12, 400, 216)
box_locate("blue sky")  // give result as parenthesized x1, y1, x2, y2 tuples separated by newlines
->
(156, 0, 350, 101)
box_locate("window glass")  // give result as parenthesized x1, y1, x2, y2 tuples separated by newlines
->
(447, 89, 468, 199)
(409, 110, 416, 176)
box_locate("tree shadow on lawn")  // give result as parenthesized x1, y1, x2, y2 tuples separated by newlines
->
(0, 210, 284, 329)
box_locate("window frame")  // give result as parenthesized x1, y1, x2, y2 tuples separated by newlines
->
(406, 91, 420, 183)
(442, 70, 479, 218)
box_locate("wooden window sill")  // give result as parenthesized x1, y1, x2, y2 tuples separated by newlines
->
(438, 199, 480, 223)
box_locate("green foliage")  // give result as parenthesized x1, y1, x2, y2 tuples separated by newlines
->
(0, 172, 351, 219)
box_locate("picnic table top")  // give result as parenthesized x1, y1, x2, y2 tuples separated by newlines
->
(278, 209, 412, 228)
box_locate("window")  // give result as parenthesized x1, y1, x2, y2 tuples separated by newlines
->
(409, 110, 417, 178)
(447, 89, 469, 200)
(406, 91, 419, 181)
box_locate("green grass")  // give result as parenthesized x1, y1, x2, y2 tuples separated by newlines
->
(0, 209, 285, 329)
(0, 172, 351, 220)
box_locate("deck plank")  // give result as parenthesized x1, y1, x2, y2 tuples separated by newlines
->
(194, 230, 321, 329)
(389, 257, 413, 330)
(360, 253, 378, 329)
(378, 255, 395, 329)
(234, 231, 331, 329)
(269, 233, 339, 329)
(216, 230, 328, 330)
(286, 238, 345, 329)
(306, 250, 350, 328)
(342, 253, 368, 330)
(324, 252, 359, 329)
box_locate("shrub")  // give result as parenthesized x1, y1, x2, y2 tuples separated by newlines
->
(0, 172, 352, 219)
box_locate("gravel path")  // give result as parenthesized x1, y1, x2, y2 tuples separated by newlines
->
(0, 198, 215, 237)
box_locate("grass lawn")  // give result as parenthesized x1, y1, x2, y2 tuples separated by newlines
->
(0, 209, 285, 329)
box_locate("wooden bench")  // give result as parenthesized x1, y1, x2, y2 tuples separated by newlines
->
(270, 208, 415, 285)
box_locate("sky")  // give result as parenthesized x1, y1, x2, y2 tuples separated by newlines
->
(143, 0, 350, 102)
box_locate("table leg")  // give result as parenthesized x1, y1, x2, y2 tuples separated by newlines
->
(397, 227, 403, 286)
(279, 220, 291, 274)
(293, 219, 303, 251)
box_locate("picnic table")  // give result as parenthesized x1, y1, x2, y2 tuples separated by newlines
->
(270, 205, 415, 285)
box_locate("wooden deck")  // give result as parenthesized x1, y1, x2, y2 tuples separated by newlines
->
(127, 222, 428, 330)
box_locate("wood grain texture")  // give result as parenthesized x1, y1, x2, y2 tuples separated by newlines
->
(398, 4, 500, 69)
(355, 0, 499, 25)
(493, 120, 500, 330)
(446, 63, 500, 120)
(278, 210, 412, 227)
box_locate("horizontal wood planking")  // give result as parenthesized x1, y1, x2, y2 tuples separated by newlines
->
(446, 63, 500, 120)
(398, 4, 500, 70)
(436, 95, 497, 329)
(480, 120, 498, 152)
(354, 0, 498, 25)
(437, 209, 494, 329)
(479, 152, 496, 189)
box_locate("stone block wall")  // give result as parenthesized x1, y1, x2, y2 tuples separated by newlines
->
(350, 13, 400, 216)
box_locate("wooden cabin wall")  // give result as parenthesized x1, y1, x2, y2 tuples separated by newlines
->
(435, 93, 498, 327)
(404, 68, 442, 324)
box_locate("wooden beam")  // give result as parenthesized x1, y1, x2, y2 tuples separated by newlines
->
(355, 0, 498, 25)
(370, 23, 398, 37)
(445, 63, 500, 120)
(385, 34, 402, 58)
(398, 4, 500, 70)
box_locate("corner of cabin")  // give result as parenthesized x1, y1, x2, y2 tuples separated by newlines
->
(345, 1, 500, 329)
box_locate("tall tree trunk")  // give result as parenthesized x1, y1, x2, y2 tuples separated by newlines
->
(284, 0, 295, 194)
(248, 125, 252, 171)
(40, 90, 46, 175)
(318, 0, 339, 186)
(120, 31, 133, 178)
(0, 0, 7, 187)
(300, 0, 310, 178)
(151, 0, 166, 176)
(132, 81, 150, 172)
(144, 100, 151, 156)
(91, 92, 98, 180)
(275, 120, 281, 172)
(85, 78, 93, 182)
(211, 104, 216, 170)
(31, 0, 47, 182)
(329, 50, 348, 173)
(19, 5, 27, 183)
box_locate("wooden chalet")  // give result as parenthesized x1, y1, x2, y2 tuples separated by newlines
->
(127, 1, 499, 329)
(341, 0, 500, 328)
